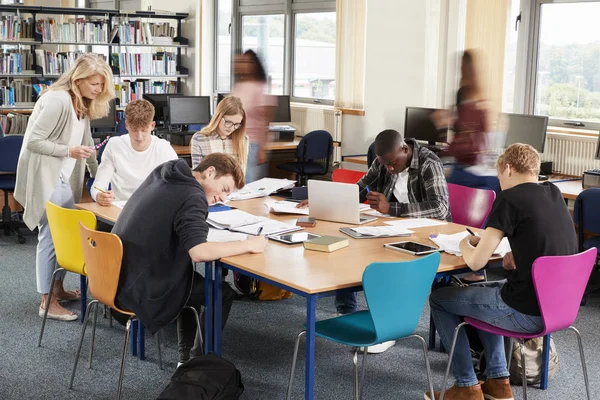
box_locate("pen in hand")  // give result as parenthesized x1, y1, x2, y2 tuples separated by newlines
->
(256, 227, 264, 236)
(94, 186, 108, 194)
(365, 186, 371, 194)
(466, 228, 479, 237)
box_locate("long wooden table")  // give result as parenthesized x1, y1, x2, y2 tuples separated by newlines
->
(76, 198, 481, 400)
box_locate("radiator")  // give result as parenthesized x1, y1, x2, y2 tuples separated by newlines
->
(542, 133, 600, 176)
(290, 105, 342, 164)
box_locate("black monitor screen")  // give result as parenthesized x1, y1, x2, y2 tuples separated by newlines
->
(90, 98, 116, 129)
(595, 131, 600, 160)
(217, 93, 228, 104)
(503, 113, 548, 153)
(404, 107, 444, 144)
(143, 93, 182, 123)
(271, 95, 291, 123)
(169, 96, 212, 125)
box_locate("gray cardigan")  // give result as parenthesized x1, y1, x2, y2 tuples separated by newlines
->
(15, 90, 98, 230)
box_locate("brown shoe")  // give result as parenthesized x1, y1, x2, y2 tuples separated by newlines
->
(480, 378, 514, 400)
(424, 384, 484, 400)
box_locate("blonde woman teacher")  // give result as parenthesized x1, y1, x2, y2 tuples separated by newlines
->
(15, 53, 115, 321)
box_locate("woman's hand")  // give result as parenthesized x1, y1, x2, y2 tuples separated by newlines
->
(69, 146, 95, 160)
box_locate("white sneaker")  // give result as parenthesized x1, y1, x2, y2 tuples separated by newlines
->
(177, 362, 184, 368)
(362, 340, 396, 354)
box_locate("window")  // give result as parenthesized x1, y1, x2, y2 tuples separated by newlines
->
(241, 14, 285, 94)
(293, 12, 336, 101)
(216, 0, 336, 104)
(528, 1, 600, 129)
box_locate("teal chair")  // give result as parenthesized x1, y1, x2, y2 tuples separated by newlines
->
(286, 252, 440, 400)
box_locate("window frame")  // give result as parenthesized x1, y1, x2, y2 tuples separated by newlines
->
(525, 0, 600, 131)
(215, 0, 336, 105)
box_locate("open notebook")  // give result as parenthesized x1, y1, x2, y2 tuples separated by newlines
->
(429, 231, 512, 257)
(228, 178, 296, 201)
(207, 209, 301, 236)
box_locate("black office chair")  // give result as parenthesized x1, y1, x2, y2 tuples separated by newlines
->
(367, 141, 376, 168)
(277, 130, 333, 186)
(0, 135, 26, 244)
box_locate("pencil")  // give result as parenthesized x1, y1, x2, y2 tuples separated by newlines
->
(93, 186, 108, 194)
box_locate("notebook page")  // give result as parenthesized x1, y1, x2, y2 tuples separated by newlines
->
(207, 209, 266, 229)
(350, 226, 414, 236)
(383, 218, 447, 229)
(270, 201, 309, 215)
(232, 219, 302, 236)
(207, 229, 248, 242)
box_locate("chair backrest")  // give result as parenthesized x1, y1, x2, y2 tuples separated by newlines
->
(331, 168, 365, 184)
(367, 142, 376, 168)
(0, 135, 23, 172)
(533, 248, 597, 334)
(79, 222, 125, 310)
(296, 130, 333, 161)
(362, 252, 440, 342)
(447, 183, 496, 228)
(46, 202, 97, 275)
(574, 188, 600, 240)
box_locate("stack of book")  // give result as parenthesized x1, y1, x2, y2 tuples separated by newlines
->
(0, 49, 33, 74)
(0, 16, 35, 41)
(111, 52, 177, 76)
(37, 17, 110, 43)
(1, 113, 29, 134)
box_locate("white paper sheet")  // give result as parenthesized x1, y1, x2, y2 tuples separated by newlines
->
(113, 200, 127, 209)
(232, 219, 302, 236)
(429, 231, 511, 256)
(269, 201, 309, 215)
(228, 178, 296, 201)
(207, 229, 247, 242)
(383, 218, 448, 229)
(207, 209, 266, 230)
(350, 226, 413, 237)
(362, 210, 394, 218)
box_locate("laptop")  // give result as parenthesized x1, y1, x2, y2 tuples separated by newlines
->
(308, 180, 377, 225)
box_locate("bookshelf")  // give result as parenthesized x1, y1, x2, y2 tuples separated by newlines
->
(0, 4, 190, 121)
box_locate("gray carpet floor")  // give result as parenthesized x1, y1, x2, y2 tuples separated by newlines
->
(1, 229, 599, 399)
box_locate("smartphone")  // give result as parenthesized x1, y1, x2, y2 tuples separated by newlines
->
(267, 232, 321, 244)
(384, 241, 440, 256)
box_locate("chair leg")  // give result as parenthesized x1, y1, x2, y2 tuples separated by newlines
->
(117, 318, 134, 400)
(69, 300, 98, 389)
(38, 268, 63, 347)
(88, 302, 100, 369)
(439, 321, 468, 400)
(184, 305, 204, 356)
(410, 334, 435, 400)
(156, 331, 163, 370)
(286, 331, 306, 400)
(358, 347, 368, 400)
(353, 349, 359, 400)
(519, 339, 528, 400)
(569, 326, 592, 400)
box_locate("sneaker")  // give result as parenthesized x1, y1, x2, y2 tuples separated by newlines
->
(362, 340, 396, 354)
(177, 362, 184, 368)
(424, 384, 484, 400)
(480, 378, 514, 400)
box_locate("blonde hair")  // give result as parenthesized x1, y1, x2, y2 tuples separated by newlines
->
(125, 99, 155, 130)
(200, 95, 247, 171)
(497, 143, 540, 176)
(44, 53, 115, 120)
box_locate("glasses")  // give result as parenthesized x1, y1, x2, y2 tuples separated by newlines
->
(222, 118, 242, 130)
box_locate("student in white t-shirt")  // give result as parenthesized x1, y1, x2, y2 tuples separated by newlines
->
(91, 99, 178, 206)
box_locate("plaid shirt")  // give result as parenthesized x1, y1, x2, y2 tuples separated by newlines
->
(358, 138, 451, 220)
(190, 131, 248, 170)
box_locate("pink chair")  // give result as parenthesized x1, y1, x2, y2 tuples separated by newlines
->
(440, 248, 598, 400)
(447, 183, 496, 228)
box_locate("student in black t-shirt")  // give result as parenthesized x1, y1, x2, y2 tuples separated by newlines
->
(425, 144, 577, 400)
(112, 154, 267, 367)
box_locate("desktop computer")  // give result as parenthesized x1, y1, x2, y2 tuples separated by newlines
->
(500, 113, 549, 180)
(582, 133, 600, 189)
(164, 96, 212, 145)
(269, 95, 295, 141)
(404, 106, 446, 151)
(91, 98, 117, 138)
(144, 93, 183, 128)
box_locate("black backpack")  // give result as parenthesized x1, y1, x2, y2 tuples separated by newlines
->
(157, 353, 244, 400)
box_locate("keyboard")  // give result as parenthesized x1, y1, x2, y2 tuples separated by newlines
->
(585, 168, 600, 175)
(538, 174, 548, 181)
(269, 125, 294, 132)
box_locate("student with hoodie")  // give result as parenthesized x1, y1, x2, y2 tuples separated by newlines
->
(112, 153, 267, 366)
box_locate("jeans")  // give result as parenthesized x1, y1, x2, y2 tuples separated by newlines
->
(177, 271, 236, 363)
(448, 165, 501, 194)
(429, 281, 544, 387)
(246, 142, 269, 184)
(335, 291, 357, 314)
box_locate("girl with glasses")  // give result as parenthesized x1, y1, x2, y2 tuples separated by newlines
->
(190, 95, 249, 173)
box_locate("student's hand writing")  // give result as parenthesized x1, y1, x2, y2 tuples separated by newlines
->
(296, 200, 309, 209)
(467, 235, 481, 247)
(246, 235, 267, 253)
(69, 145, 95, 160)
(366, 191, 390, 214)
(502, 252, 516, 271)
(97, 190, 115, 207)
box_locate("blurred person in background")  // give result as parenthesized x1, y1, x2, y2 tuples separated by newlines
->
(232, 49, 276, 183)
(432, 49, 500, 194)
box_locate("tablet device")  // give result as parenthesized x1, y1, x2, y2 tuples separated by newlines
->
(383, 241, 440, 256)
(267, 232, 321, 245)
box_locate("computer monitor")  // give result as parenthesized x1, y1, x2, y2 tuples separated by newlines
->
(217, 92, 228, 104)
(404, 106, 444, 145)
(143, 93, 183, 125)
(595, 131, 600, 160)
(271, 95, 291, 123)
(168, 96, 212, 126)
(90, 98, 116, 129)
(502, 113, 549, 153)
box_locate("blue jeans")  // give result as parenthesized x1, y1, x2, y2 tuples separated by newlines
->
(335, 291, 357, 314)
(246, 142, 269, 184)
(448, 165, 501, 194)
(429, 281, 544, 387)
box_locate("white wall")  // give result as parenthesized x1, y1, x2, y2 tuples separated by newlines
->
(341, 0, 431, 155)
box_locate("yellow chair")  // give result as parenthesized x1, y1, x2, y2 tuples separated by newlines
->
(38, 201, 96, 347)
(71, 223, 167, 399)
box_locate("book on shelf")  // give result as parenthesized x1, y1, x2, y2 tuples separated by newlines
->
(0, 49, 33, 74)
(112, 52, 177, 76)
(115, 79, 177, 106)
(0, 16, 35, 41)
(35, 50, 99, 75)
(0, 79, 32, 106)
(1, 113, 29, 135)
(303, 236, 349, 253)
(116, 19, 176, 45)
(37, 17, 110, 44)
